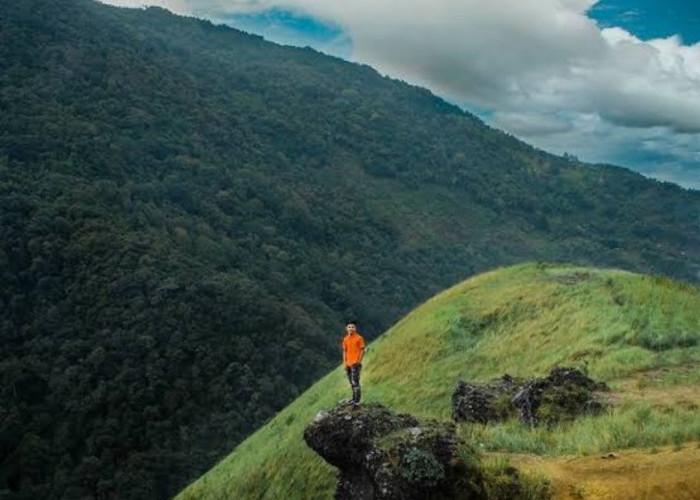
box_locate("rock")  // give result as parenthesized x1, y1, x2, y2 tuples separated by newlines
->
(453, 367, 607, 426)
(303, 403, 480, 500)
(451, 374, 523, 424)
(512, 367, 608, 426)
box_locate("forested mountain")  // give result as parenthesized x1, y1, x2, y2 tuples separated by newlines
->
(1, 0, 698, 498)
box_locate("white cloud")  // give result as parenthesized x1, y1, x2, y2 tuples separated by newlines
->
(100, 0, 700, 189)
(100, 0, 190, 13)
(510, 114, 700, 190)
(491, 112, 573, 136)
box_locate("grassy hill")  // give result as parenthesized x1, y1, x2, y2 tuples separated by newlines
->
(176, 264, 700, 499)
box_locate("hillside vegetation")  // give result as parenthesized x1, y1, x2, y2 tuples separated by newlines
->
(177, 264, 700, 499)
(2, 0, 700, 497)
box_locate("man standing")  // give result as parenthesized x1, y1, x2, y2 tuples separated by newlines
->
(342, 321, 365, 405)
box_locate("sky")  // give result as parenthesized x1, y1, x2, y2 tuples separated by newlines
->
(101, 0, 700, 190)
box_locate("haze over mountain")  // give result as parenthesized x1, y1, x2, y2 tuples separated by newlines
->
(1, 0, 699, 499)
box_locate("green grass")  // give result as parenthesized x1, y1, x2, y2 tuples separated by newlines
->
(462, 403, 700, 455)
(175, 263, 700, 500)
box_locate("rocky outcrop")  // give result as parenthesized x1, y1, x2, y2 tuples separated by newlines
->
(453, 367, 607, 426)
(303, 403, 479, 500)
(451, 374, 523, 424)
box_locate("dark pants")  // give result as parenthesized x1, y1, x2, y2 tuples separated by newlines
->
(346, 364, 362, 403)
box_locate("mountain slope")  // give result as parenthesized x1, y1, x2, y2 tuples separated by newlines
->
(1, 0, 700, 498)
(176, 264, 700, 499)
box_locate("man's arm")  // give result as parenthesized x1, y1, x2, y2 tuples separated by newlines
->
(357, 336, 365, 365)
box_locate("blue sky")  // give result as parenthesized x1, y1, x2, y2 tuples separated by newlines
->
(104, 0, 699, 190)
(589, 0, 700, 44)
(217, 8, 352, 58)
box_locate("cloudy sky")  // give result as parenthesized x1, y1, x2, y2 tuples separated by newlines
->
(102, 0, 700, 190)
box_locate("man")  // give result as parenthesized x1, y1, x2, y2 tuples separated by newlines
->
(342, 320, 365, 405)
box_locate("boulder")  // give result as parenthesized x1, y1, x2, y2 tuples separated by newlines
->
(512, 367, 608, 425)
(452, 367, 607, 426)
(303, 403, 479, 500)
(451, 374, 522, 424)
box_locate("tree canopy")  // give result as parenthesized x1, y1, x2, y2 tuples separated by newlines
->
(1, 0, 698, 498)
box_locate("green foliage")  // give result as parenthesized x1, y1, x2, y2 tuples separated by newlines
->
(1, 0, 699, 498)
(400, 447, 445, 487)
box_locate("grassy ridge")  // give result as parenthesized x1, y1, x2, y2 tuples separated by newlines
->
(176, 264, 700, 499)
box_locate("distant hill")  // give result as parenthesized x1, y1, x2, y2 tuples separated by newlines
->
(1, 0, 699, 498)
(176, 264, 700, 499)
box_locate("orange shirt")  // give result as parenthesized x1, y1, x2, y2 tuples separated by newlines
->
(343, 332, 365, 367)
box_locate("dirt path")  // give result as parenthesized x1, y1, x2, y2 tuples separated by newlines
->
(511, 444, 700, 500)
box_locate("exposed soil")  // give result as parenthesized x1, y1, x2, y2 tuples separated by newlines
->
(510, 444, 700, 500)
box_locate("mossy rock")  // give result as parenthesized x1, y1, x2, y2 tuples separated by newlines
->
(453, 367, 607, 426)
(304, 403, 551, 499)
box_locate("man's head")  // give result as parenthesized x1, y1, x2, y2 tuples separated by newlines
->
(345, 321, 357, 334)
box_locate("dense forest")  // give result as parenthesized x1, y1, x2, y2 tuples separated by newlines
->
(1, 0, 699, 498)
